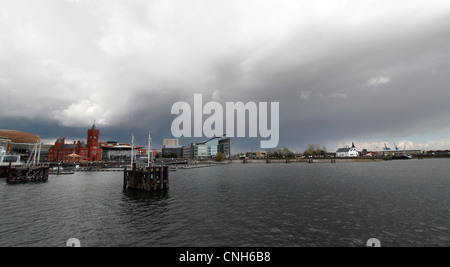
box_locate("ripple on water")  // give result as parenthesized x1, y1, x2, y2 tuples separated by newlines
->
(1, 160, 450, 247)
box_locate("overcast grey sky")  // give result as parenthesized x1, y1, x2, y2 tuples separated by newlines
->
(1, 0, 450, 152)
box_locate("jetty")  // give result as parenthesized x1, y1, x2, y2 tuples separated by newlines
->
(123, 163, 169, 192)
(4, 162, 50, 184)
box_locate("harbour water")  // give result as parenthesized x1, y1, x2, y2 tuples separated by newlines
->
(0, 159, 449, 247)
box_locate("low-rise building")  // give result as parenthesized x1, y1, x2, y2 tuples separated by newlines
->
(161, 138, 183, 158)
(426, 150, 450, 156)
(0, 137, 12, 154)
(0, 130, 42, 161)
(47, 124, 102, 162)
(151, 149, 161, 158)
(246, 151, 267, 159)
(336, 143, 359, 158)
(163, 139, 179, 147)
(100, 140, 147, 161)
(0, 145, 21, 166)
(48, 138, 90, 162)
(101, 145, 138, 162)
(162, 146, 183, 158)
(183, 137, 231, 160)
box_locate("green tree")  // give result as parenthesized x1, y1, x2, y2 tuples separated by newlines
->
(268, 149, 282, 158)
(304, 144, 327, 157)
(215, 152, 225, 162)
(281, 147, 295, 158)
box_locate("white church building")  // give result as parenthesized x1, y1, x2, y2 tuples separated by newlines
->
(336, 143, 360, 158)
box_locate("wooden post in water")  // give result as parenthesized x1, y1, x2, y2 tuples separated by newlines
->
(123, 165, 169, 192)
(163, 166, 169, 189)
(159, 167, 164, 190)
(153, 167, 158, 191)
(123, 166, 128, 189)
(7, 161, 12, 183)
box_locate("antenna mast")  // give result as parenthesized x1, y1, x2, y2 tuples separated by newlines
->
(148, 131, 152, 168)
(131, 134, 135, 167)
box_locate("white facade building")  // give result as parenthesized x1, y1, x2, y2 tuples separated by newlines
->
(0, 146, 5, 160)
(336, 143, 359, 158)
(0, 146, 21, 166)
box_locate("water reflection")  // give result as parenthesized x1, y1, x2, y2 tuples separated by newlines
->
(121, 189, 171, 216)
(122, 189, 170, 203)
(1, 160, 450, 247)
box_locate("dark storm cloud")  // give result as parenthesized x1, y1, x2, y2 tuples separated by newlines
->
(225, 9, 450, 151)
(1, 0, 450, 151)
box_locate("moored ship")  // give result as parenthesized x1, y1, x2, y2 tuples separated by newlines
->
(0, 146, 23, 178)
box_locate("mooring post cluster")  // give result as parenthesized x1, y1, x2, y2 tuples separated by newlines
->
(123, 163, 169, 191)
(5, 162, 50, 184)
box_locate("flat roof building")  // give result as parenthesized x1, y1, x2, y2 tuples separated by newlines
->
(183, 136, 231, 160)
(246, 151, 267, 159)
(163, 139, 179, 147)
(162, 146, 183, 158)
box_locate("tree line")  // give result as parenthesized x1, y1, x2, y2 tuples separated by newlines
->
(238, 144, 328, 159)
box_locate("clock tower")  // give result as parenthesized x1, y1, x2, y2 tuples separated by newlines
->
(87, 122, 101, 161)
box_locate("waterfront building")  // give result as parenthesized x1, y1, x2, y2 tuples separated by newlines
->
(86, 124, 102, 161)
(151, 149, 162, 158)
(99, 140, 145, 161)
(162, 138, 183, 158)
(371, 148, 422, 157)
(0, 130, 40, 144)
(425, 150, 449, 156)
(137, 148, 147, 156)
(0, 130, 40, 155)
(163, 139, 179, 147)
(100, 141, 146, 160)
(101, 145, 138, 162)
(336, 143, 359, 158)
(183, 137, 231, 160)
(0, 137, 12, 154)
(47, 138, 89, 162)
(219, 138, 231, 159)
(246, 151, 267, 159)
(183, 144, 194, 159)
(162, 146, 183, 158)
(47, 124, 102, 162)
(0, 146, 7, 164)
(0, 129, 49, 162)
(0, 145, 21, 168)
(99, 141, 122, 148)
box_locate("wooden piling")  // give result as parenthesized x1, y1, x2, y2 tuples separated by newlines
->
(123, 166, 128, 189)
(5, 164, 50, 184)
(7, 162, 12, 182)
(123, 165, 169, 192)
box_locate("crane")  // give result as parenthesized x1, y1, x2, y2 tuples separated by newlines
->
(392, 140, 399, 151)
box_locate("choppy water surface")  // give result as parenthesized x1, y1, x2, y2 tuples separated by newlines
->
(1, 160, 449, 247)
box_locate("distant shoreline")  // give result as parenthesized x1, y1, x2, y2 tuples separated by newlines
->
(190, 156, 450, 166)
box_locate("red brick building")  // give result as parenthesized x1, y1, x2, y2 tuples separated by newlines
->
(86, 124, 101, 161)
(47, 124, 102, 162)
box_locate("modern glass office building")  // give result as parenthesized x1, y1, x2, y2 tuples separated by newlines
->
(183, 137, 231, 160)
